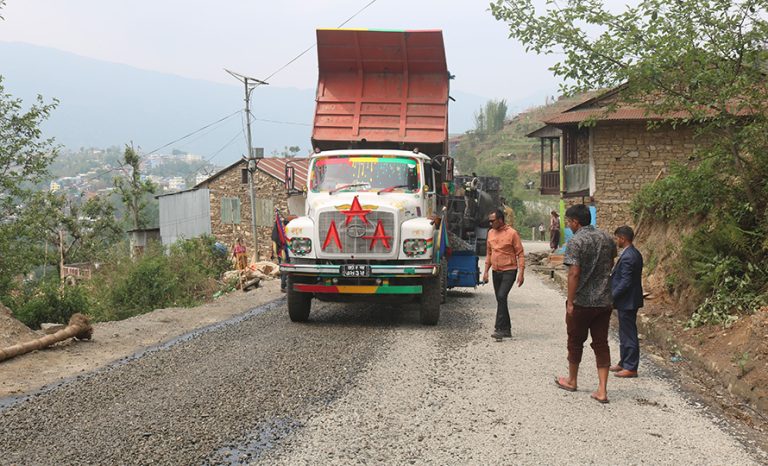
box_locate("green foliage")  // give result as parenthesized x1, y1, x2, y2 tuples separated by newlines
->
(685, 255, 766, 328)
(474, 99, 508, 137)
(9, 279, 92, 329)
(87, 236, 228, 322)
(113, 145, 156, 229)
(631, 160, 726, 221)
(0, 77, 59, 296)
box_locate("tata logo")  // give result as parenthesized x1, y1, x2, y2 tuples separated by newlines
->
(346, 219, 367, 238)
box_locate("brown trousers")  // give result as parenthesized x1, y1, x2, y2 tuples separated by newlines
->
(566, 304, 611, 368)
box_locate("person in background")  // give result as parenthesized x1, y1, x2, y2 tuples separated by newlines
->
(610, 225, 644, 378)
(555, 204, 617, 403)
(482, 209, 525, 340)
(549, 210, 560, 252)
(538, 223, 545, 241)
(232, 238, 248, 272)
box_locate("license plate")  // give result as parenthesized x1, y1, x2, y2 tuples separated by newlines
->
(341, 265, 371, 278)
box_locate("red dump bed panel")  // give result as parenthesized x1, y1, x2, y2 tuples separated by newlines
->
(313, 29, 449, 154)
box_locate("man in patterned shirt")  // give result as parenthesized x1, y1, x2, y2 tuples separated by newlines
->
(555, 204, 617, 403)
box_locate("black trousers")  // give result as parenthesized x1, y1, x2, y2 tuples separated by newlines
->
(492, 269, 518, 332)
(617, 308, 640, 371)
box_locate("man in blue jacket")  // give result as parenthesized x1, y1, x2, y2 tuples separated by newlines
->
(610, 225, 644, 378)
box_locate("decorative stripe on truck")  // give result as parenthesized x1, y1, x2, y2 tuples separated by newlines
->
(294, 284, 422, 295)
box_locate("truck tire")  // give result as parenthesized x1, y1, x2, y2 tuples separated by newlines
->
(419, 275, 441, 325)
(287, 276, 312, 322)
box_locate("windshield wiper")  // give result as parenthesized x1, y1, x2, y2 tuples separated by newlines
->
(377, 184, 410, 195)
(329, 182, 370, 195)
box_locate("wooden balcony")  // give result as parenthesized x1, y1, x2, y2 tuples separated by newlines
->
(540, 171, 560, 195)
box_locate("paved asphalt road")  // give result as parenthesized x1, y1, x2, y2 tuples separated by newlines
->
(0, 241, 764, 465)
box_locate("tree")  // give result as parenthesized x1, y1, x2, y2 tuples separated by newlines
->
(490, 1, 768, 207)
(0, 78, 59, 295)
(113, 145, 156, 230)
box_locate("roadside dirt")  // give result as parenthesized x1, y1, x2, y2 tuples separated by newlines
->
(0, 279, 283, 399)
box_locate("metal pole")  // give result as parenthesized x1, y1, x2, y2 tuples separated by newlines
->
(245, 78, 259, 261)
(225, 69, 268, 261)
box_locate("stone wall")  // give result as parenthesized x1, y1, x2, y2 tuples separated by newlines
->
(204, 161, 289, 261)
(589, 121, 697, 232)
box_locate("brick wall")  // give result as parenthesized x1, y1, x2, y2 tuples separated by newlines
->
(204, 161, 289, 261)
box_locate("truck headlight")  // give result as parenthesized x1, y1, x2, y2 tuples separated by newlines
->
(289, 237, 312, 255)
(403, 238, 428, 256)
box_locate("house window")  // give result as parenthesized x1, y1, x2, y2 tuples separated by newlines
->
(241, 168, 249, 185)
(221, 197, 241, 224)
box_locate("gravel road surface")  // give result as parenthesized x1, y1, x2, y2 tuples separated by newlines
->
(0, 241, 764, 465)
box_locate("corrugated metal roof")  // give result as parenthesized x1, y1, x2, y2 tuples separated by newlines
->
(256, 157, 310, 189)
(193, 157, 311, 190)
(526, 125, 562, 138)
(544, 108, 692, 125)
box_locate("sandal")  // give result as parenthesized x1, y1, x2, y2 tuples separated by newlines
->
(590, 392, 609, 404)
(554, 376, 577, 392)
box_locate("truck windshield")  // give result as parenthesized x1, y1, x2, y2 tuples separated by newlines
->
(310, 156, 420, 193)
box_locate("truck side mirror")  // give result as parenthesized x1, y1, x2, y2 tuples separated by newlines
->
(442, 157, 454, 182)
(285, 165, 295, 192)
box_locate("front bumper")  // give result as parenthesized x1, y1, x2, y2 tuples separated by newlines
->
(279, 263, 437, 277)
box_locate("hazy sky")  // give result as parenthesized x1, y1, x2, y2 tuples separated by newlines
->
(0, 0, 563, 111)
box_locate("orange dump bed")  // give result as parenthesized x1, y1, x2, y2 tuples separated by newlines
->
(312, 29, 449, 156)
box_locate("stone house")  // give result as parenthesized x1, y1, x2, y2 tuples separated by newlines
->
(528, 87, 699, 233)
(157, 157, 309, 260)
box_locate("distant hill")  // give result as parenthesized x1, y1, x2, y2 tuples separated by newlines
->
(0, 42, 492, 165)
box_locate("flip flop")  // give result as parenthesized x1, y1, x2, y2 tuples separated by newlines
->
(590, 392, 609, 404)
(554, 376, 577, 392)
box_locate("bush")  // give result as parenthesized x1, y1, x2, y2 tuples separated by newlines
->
(631, 160, 726, 221)
(684, 254, 767, 328)
(88, 236, 230, 322)
(9, 279, 92, 329)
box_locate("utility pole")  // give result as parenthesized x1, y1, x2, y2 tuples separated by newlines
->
(226, 69, 268, 261)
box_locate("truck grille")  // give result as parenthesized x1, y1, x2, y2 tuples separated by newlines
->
(318, 210, 396, 255)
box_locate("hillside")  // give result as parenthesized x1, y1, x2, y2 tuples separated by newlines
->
(451, 92, 599, 233)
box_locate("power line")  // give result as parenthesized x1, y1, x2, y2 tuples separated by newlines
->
(258, 0, 380, 83)
(141, 109, 241, 156)
(190, 129, 246, 180)
(83, 110, 241, 182)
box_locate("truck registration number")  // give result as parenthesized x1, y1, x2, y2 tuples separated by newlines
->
(341, 265, 371, 277)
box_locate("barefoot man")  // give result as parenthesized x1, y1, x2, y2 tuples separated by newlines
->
(555, 204, 617, 403)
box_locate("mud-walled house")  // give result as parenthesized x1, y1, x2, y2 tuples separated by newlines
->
(528, 86, 700, 233)
(157, 158, 310, 260)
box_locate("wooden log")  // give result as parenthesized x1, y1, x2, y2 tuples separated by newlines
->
(0, 313, 92, 363)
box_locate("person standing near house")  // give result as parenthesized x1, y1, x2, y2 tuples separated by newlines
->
(549, 210, 560, 252)
(232, 237, 248, 272)
(482, 209, 525, 340)
(610, 225, 644, 378)
(555, 204, 617, 403)
(538, 223, 545, 241)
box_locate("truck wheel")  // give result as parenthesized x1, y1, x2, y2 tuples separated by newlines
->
(287, 276, 312, 322)
(440, 257, 448, 304)
(419, 275, 441, 325)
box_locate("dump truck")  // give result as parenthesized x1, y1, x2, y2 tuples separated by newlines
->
(280, 29, 497, 325)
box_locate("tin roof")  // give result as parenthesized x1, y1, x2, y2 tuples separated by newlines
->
(193, 157, 311, 190)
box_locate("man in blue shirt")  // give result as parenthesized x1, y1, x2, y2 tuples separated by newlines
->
(610, 225, 644, 378)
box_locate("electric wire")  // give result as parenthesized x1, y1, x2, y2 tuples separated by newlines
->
(258, 0, 380, 84)
(83, 110, 241, 182)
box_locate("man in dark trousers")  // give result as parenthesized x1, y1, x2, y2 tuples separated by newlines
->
(555, 204, 617, 403)
(610, 225, 644, 378)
